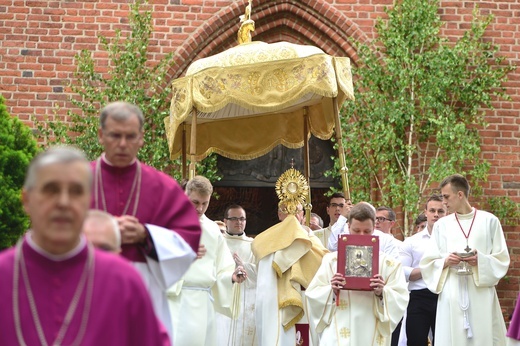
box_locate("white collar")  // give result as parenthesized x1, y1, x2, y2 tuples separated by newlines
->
(26, 231, 86, 261)
(101, 153, 137, 166)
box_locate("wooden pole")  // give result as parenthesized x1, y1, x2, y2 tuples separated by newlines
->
(303, 107, 312, 227)
(332, 97, 351, 200)
(189, 109, 197, 180)
(182, 122, 187, 181)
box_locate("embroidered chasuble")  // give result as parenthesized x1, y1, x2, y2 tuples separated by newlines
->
(0, 237, 169, 346)
(252, 215, 328, 345)
(305, 251, 409, 346)
(420, 208, 510, 346)
(216, 232, 258, 346)
(167, 215, 236, 346)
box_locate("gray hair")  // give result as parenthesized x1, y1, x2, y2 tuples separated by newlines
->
(24, 146, 91, 190)
(85, 209, 121, 250)
(310, 212, 324, 228)
(100, 102, 144, 131)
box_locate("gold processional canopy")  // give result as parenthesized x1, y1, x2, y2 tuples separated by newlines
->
(164, 41, 355, 162)
(164, 1, 355, 206)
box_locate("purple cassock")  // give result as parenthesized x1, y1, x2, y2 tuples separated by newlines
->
(0, 238, 170, 346)
(508, 293, 520, 341)
(90, 158, 201, 261)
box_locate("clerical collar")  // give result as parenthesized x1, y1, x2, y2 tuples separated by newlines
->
(226, 231, 244, 237)
(101, 153, 137, 166)
(26, 231, 87, 261)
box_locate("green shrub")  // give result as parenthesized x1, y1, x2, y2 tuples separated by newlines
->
(0, 95, 39, 249)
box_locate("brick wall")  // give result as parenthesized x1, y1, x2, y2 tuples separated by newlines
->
(1, 0, 519, 312)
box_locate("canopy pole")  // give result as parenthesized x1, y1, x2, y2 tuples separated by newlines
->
(189, 109, 197, 180)
(303, 107, 312, 227)
(332, 97, 351, 200)
(182, 122, 187, 181)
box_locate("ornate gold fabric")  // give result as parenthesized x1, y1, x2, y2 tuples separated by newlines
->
(165, 42, 354, 161)
(251, 215, 327, 330)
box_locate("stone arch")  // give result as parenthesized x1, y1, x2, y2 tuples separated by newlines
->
(167, 0, 371, 80)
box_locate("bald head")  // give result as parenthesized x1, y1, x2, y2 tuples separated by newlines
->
(83, 210, 121, 253)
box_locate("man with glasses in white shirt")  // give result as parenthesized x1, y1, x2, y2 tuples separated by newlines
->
(314, 192, 352, 249)
(399, 194, 446, 345)
(376, 206, 398, 236)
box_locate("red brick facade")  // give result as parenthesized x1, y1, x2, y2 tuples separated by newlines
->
(1, 0, 519, 312)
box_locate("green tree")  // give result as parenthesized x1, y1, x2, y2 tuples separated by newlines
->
(335, 0, 515, 235)
(39, 0, 219, 182)
(0, 95, 39, 249)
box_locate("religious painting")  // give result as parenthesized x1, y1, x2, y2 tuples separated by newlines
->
(337, 234, 379, 291)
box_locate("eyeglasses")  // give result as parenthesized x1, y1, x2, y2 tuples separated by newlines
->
(103, 131, 141, 143)
(375, 216, 393, 223)
(225, 217, 246, 222)
(329, 203, 345, 208)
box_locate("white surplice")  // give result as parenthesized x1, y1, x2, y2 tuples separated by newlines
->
(167, 215, 236, 346)
(306, 251, 409, 346)
(216, 232, 257, 346)
(133, 224, 196, 340)
(419, 208, 510, 346)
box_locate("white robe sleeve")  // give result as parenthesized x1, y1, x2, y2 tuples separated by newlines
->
(211, 233, 236, 317)
(373, 255, 410, 338)
(145, 224, 197, 289)
(473, 214, 510, 287)
(419, 224, 449, 294)
(327, 216, 348, 251)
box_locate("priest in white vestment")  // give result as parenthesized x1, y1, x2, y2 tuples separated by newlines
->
(217, 204, 258, 346)
(420, 174, 510, 346)
(252, 187, 328, 346)
(306, 203, 409, 346)
(167, 176, 246, 346)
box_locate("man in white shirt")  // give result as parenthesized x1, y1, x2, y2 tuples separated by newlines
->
(375, 206, 396, 236)
(399, 194, 446, 345)
(313, 192, 351, 248)
(328, 202, 400, 260)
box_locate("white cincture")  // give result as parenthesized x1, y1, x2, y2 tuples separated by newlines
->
(458, 275, 473, 338)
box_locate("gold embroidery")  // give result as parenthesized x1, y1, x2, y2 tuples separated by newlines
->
(339, 328, 350, 338)
(165, 42, 354, 161)
(337, 299, 348, 310)
(376, 333, 386, 345)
